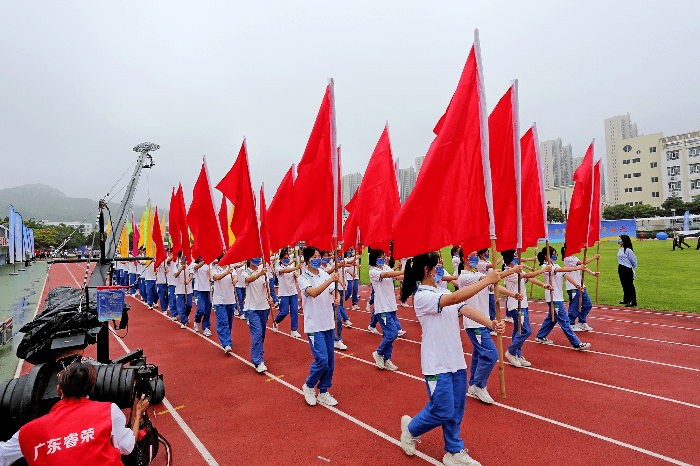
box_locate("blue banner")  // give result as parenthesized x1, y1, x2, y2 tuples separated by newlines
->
(8, 206, 14, 264)
(14, 212, 23, 261)
(683, 210, 690, 231)
(547, 219, 637, 243)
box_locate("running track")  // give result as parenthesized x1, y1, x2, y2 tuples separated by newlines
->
(17, 263, 700, 465)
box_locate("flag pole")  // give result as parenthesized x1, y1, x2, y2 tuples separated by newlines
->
(517, 248, 522, 334)
(546, 239, 554, 322)
(595, 241, 600, 304)
(529, 240, 538, 299)
(490, 238, 506, 399)
(578, 247, 588, 315)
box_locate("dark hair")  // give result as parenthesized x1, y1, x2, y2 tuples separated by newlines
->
(280, 247, 289, 260)
(369, 249, 385, 266)
(345, 248, 353, 257)
(501, 249, 516, 269)
(303, 246, 320, 263)
(477, 248, 488, 257)
(620, 234, 633, 251)
(451, 246, 461, 257)
(320, 250, 329, 257)
(457, 250, 466, 274)
(400, 252, 440, 302)
(561, 242, 567, 258)
(537, 246, 556, 265)
(59, 362, 97, 399)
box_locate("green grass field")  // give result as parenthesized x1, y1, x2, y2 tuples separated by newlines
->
(357, 240, 700, 313)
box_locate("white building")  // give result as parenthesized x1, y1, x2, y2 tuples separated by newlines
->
(605, 113, 639, 205)
(43, 221, 94, 235)
(540, 138, 574, 188)
(660, 130, 700, 202)
(398, 167, 417, 204)
(341, 173, 363, 211)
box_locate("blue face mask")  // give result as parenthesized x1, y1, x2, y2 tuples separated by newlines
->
(618, 240, 623, 246)
(251, 258, 262, 266)
(551, 255, 557, 262)
(469, 257, 479, 268)
(309, 258, 322, 269)
(484, 253, 490, 260)
(511, 257, 519, 265)
(434, 267, 444, 281)
(376, 258, 385, 267)
(322, 257, 330, 265)
(282, 258, 290, 265)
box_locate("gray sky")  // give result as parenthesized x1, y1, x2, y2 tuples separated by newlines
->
(1, 1, 698, 213)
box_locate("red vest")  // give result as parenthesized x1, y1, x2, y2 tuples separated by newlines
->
(19, 398, 123, 466)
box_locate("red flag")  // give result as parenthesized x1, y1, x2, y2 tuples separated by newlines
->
(218, 196, 230, 249)
(168, 188, 182, 257)
(342, 191, 360, 253)
(520, 124, 547, 249)
(353, 124, 401, 249)
(176, 184, 192, 263)
(564, 141, 595, 256)
(131, 213, 139, 258)
(187, 156, 225, 263)
(267, 165, 295, 252)
(216, 140, 263, 266)
(488, 82, 520, 252)
(393, 30, 492, 259)
(260, 184, 271, 264)
(587, 160, 601, 246)
(292, 83, 338, 244)
(152, 207, 167, 267)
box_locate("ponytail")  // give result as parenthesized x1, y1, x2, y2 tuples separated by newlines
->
(537, 246, 556, 265)
(400, 251, 439, 302)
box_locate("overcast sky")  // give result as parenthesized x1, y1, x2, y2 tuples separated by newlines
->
(1, 1, 698, 213)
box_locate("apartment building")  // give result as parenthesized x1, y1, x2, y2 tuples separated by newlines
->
(613, 133, 664, 207)
(604, 113, 639, 205)
(660, 130, 700, 202)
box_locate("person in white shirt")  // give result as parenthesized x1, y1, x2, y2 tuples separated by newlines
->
(561, 243, 600, 332)
(369, 249, 405, 371)
(192, 257, 213, 336)
(272, 247, 303, 338)
(398, 252, 504, 466)
(211, 255, 239, 353)
(243, 258, 275, 373)
(299, 247, 341, 407)
(323, 250, 348, 350)
(173, 254, 195, 329)
(500, 249, 552, 368)
(136, 248, 147, 299)
(476, 248, 502, 322)
(128, 257, 138, 296)
(534, 246, 590, 350)
(234, 263, 247, 319)
(343, 248, 360, 311)
(141, 259, 157, 309)
(155, 259, 169, 314)
(166, 256, 178, 319)
(267, 254, 279, 308)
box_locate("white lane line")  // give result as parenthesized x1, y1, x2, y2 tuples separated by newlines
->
(271, 323, 694, 466)
(135, 300, 442, 466)
(527, 308, 700, 332)
(14, 271, 49, 378)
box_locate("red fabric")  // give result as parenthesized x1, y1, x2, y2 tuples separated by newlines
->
(353, 125, 400, 249)
(342, 189, 359, 251)
(186, 158, 224, 263)
(216, 141, 263, 266)
(307, 233, 335, 252)
(19, 398, 121, 466)
(267, 165, 295, 252)
(260, 185, 271, 264)
(218, 196, 229, 249)
(520, 126, 546, 249)
(152, 207, 167, 268)
(176, 184, 192, 264)
(131, 213, 139, 258)
(588, 160, 601, 245)
(488, 86, 518, 252)
(392, 42, 490, 259)
(564, 142, 594, 256)
(292, 85, 335, 243)
(168, 188, 182, 258)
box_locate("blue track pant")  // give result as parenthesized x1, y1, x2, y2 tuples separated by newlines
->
(194, 290, 212, 329)
(567, 288, 592, 324)
(465, 327, 498, 389)
(274, 295, 299, 331)
(344, 278, 359, 305)
(376, 311, 398, 359)
(176, 293, 193, 324)
(156, 284, 168, 310)
(537, 301, 582, 346)
(168, 285, 176, 316)
(306, 329, 335, 393)
(246, 309, 269, 366)
(145, 280, 156, 306)
(214, 304, 235, 348)
(506, 308, 532, 358)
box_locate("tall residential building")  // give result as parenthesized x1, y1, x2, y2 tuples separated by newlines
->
(604, 113, 638, 204)
(415, 156, 425, 175)
(612, 133, 664, 207)
(342, 172, 362, 211)
(398, 167, 417, 204)
(660, 130, 700, 202)
(540, 138, 574, 188)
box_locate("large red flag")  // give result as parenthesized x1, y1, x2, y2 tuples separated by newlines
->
(564, 141, 595, 256)
(520, 124, 547, 249)
(353, 124, 401, 249)
(168, 188, 182, 257)
(152, 207, 167, 267)
(131, 213, 139, 258)
(176, 184, 192, 263)
(342, 188, 359, 251)
(216, 140, 263, 265)
(267, 165, 295, 252)
(393, 30, 493, 259)
(587, 160, 601, 246)
(260, 184, 271, 264)
(187, 156, 225, 263)
(218, 196, 230, 249)
(292, 82, 338, 244)
(488, 82, 520, 252)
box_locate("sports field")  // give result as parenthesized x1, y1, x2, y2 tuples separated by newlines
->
(359, 239, 700, 314)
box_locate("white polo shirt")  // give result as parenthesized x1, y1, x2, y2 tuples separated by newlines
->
(174, 262, 194, 295)
(166, 260, 176, 286)
(413, 284, 468, 375)
(212, 265, 236, 305)
(298, 269, 335, 334)
(194, 262, 211, 292)
(128, 261, 136, 274)
(243, 267, 269, 311)
(503, 267, 528, 311)
(369, 265, 398, 314)
(456, 271, 490, 329)
(156, 263, 167, 284)
(143, 262, 156, 281)
(564, 256, 583, 290)
(275, 261, 298, 297)
(235, 265, 246, 289)
(477, 260, 494, 295)
(543, 264, 566, 302)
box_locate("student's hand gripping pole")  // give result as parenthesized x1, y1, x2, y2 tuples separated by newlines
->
(517, 249, 522, 335)
(546, 239, 554, 323)
(490, 239, 506, 399)
(578, 247, 587, 315)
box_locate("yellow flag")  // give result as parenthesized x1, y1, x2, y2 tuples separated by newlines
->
(228, 206, 235, 244)
(119, 224, 129, 257)
(106, 219, 112, 237)
(138, 212, 146, 248)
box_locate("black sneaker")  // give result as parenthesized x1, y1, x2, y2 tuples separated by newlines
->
(574, 343, 591, 351)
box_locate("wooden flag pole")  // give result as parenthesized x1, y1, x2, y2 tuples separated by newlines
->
(490, 238, 506, 399)
(529, 241, 538, 299)
(595, 241, 600, 305)
(334, 240, 339, 340)
(516, 248, 522, 335)
(578, 247, 588, 314)
(545, 239, 554, 322)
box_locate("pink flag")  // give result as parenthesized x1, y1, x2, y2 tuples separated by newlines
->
(564, 141, 595, 256)
(520, 124, 547, 249)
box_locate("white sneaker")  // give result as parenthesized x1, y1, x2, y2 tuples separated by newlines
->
(580, 322, 593, 331)
(505, 351, 522, 368)
(317, 392, 338, 406)
(400, 302, 410, 307)
(302, 383, 317, 406)
(154, 303, 159, 308)
(343, 320, 353, 328)
(443, 449, 482, 466)
(193, 322, 199, 333)
(372, 351, 385, 369)
(163, 310, 168, 316)
(334, 340, 347, 350)
(400, 415, 420, 456)
(170, 316, 178, 321)
(148, 305, 153, 310)
(180, 323, 186, 329)
(272, 322, 278, 332)
(368, 325, 380, 335)
(504, 316, 514, 323)
(224, 346, 232, 354)
(351, 304, 360, 310)
(535, 337, 554, 345)
(203, 328, 212, 337)
(468, 385, 494, 404)
(234, 310, 240, 317)
(238, 313, 246, 320)
(571, 323, 583, 332)
(518, 356, 531, 367)
(574, 342, 591, 351)
(256, 362, 267, 373)
(366, 303, 373, 312)
(384, 359, 398, 371)
(397, 330, 406, 337)
(291, 330, 302, 338)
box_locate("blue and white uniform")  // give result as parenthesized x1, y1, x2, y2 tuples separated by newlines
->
(212, 265, 237, 348)
(370, 263, 399, 361)
(536, 263, 582, 346)
(243, 264, 270, 367)
(174, 261, 195, 324)
(564, 255, 592, 326)
(503, 269, 532, 358)
(193, 262, 212, 331)
(273, 259, 300, 331)
(477, 259, 496, 320)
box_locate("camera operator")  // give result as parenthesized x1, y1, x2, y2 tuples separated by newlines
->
(0, 362, 149, 466)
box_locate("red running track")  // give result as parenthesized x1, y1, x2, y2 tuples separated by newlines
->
(17, 263, 700, 465)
